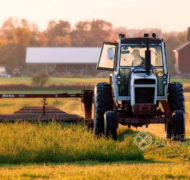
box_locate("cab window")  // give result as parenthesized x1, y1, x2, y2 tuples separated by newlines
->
(120, 44, 163, 67)
(97, 42, 117, 70)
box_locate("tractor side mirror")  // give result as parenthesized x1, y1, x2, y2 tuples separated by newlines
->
(107, 48, 114, 60)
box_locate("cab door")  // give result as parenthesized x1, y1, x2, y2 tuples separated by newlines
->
(97, 42, 117, 70)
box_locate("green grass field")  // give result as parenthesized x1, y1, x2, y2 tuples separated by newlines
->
(0, 76, 189, 86)
(0, 76, 189, 95)
(0, 76, 189, 179)
(0, 119, 189, 179)
(0, 123, 143, 164)
(0, 77, 108, 86)
(0, 162, 189, 180)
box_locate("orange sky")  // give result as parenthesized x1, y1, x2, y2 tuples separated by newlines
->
(0, 0, 189, 32)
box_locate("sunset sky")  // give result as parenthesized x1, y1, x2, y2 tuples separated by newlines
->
(0, 0, 189, 32)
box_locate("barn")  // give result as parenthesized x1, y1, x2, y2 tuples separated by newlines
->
(174, 28, 190, 74)
(25, 47, 101, 75)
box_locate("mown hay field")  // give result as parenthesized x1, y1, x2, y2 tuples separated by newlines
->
(0, 76, 189, 179)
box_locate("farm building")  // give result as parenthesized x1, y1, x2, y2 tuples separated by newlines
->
(173, 28, 190, 74)
(25, 47, 101, 75)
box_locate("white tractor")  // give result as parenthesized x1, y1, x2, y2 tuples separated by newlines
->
(94, 33, 185, 141)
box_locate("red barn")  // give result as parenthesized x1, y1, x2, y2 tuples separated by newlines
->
(174, 28, 190, 74)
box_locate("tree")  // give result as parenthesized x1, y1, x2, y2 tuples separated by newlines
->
(133, 28, 162, 38)
(45, 20, 71, 46)
(0, 18, 39, 71)
(112, 27, 129, 40)
(53, 34, 71, 46)
(88, 20, 113, 46)
(71, 20, 113, 47)
(71, 21, 91, 46)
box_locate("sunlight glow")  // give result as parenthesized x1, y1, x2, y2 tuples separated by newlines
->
(0, 0, 189, 31)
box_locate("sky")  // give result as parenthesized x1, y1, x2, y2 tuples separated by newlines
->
(0, 0, 189, 32)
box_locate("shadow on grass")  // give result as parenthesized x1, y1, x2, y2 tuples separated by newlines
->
(0, 159, 171, 168)
(63, 159, 172, 166)
(117, 128, 138, 142)
(182, 138, 190, 147)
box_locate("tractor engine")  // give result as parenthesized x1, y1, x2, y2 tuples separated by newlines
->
(130, 71, 157, 116)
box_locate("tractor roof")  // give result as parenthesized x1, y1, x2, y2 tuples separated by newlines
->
(121, 38, 162, 44)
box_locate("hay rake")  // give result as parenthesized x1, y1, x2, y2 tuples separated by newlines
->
(0, 90, 94, 123)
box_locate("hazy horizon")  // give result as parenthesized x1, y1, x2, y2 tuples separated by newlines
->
(0, 0, 189, 32)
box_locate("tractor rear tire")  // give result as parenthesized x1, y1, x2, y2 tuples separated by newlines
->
(168, 82, 185, 112)
(94, 83, 113, 136)
(104, 111, 117, 140)
(172, 110, 185, 141)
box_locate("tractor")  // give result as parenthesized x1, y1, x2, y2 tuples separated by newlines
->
(94, 33, 185, 141)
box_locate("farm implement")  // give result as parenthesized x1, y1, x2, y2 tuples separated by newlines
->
(0, 90, 94, 123)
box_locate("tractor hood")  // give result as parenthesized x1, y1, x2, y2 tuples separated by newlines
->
(130, 71, 157, 106)
(131, 71, 157, 82)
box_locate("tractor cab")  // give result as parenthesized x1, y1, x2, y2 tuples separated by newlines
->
(97, 34, 169, 106)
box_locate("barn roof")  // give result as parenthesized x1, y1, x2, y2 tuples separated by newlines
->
(26, 47, 101, 64)
(174, 42, 190, 52)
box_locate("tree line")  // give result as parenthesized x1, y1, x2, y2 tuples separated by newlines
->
(0, 18, 187, 74)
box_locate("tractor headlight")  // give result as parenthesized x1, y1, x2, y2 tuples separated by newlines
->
(117, 75, 121, 85)
(162, 74, 167, 79)
(163, 79, 167, 85)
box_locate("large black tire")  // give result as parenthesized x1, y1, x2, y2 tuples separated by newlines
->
(168, 82, 185, 112)
(94, 83, 113, 136)
(172, 110, 185, 141)
(104, 111, 117, 140)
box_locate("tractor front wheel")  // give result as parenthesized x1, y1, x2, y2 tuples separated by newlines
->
(172, 110, 185, 141)
(94, 83, 113, 136)
(104, 111, 117, 140)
